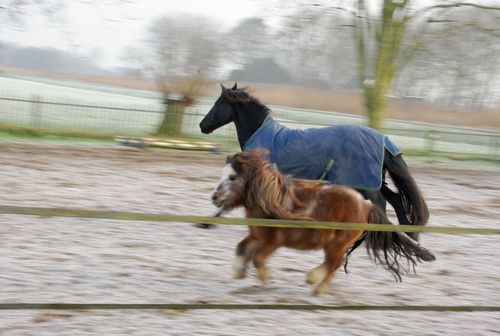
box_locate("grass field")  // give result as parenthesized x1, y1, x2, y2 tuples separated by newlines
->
(0, 71, 499, 159)
(3, 66, 499, 129)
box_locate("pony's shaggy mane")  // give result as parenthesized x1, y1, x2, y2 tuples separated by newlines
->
(230, 152, 311, 221)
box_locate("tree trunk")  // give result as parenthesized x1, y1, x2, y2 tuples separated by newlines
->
(364, 84, 389, 130)
(356, 0, 408, 130)
(156, 98, 188, 137)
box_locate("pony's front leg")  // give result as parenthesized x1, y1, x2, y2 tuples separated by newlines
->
(252, 242, 279, 285)
(234, 235, 258, 279)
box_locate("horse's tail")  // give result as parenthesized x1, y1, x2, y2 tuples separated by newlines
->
(383, 151, 429, 240)
(364, 205, 435, 281)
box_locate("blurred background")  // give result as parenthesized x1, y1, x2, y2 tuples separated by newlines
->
(0, 0, 499, 157)
(1, 2, 500, 335)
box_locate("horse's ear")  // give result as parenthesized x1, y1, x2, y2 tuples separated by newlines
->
(231, 83, 237, 90)
(220, 83, 227, 92)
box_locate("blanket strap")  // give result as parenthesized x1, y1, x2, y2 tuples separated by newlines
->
(319, 159, 335, 180)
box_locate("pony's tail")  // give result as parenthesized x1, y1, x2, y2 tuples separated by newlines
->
(365, 205, 436, 281)
(383, 152, 429, 240)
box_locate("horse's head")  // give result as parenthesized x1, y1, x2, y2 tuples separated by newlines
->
(200, 84, 270, 149)
(199, 83, 238, 134)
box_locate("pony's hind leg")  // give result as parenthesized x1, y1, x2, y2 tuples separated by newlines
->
(313, 252, 342, 296)
(306, 263, 327, 285)
(313, 231, 363, 296)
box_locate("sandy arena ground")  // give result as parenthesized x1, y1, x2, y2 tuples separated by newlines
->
(0, 140, 499, 335)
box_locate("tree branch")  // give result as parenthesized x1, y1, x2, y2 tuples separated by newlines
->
(410, 1, 500, 23)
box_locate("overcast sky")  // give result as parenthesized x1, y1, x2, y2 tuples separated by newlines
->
(0, 0, 262, 68)
(1, 0, 498, 70)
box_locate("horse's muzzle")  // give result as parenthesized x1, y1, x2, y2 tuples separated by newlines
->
(199, 121, 213, 134)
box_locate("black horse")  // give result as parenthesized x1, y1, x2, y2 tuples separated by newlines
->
(200, 83, 429, 240)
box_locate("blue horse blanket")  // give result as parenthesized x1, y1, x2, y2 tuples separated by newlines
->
(243, 116, 401, 191)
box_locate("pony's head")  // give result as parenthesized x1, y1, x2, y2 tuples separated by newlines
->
(211, 150, 309, 220)
(211, 150, 262, 213)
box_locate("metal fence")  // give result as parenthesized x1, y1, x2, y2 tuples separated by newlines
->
(1, 94, 499, 159)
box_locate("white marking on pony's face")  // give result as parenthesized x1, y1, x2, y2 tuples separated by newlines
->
(218, 164, 236, 186)
(212, 163, 241, 209)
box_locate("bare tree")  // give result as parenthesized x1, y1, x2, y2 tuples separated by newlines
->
(138, 14, 223, 136)
(276, 0, 500, 128)
(393, 5, 500, 110)
(350, 0, 500, 128)
(274, 7, 356, 88)
(225, 17, 272, 65)
(0, 0, 64, 25)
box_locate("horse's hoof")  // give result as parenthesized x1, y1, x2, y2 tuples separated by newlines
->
(195, 223, 216, 229)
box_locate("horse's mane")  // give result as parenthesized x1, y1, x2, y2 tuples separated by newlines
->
(231, 151, 311, 221)
(223, 88, 270, 112)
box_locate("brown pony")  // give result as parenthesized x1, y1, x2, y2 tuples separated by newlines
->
(212, 151, 435, 295)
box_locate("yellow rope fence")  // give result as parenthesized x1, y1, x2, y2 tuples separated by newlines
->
(1, 205, 500, 235)
(1, 205, 499, 312)
(1, 304, 499, 312)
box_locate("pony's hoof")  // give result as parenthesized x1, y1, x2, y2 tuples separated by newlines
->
(258, 270, 270, 284)
(305, 275, 317, 285)
(306, 266, 327, 285)
(234, 271, 247, 279)
(233, 256, 247, 279)
(313, 283, 331, 296)
(195, 223, 216, 229)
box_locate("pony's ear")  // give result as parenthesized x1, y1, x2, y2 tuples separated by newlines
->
(231, 83, 237, 90)
(220, 83, 227, 92)
(226, 154, 241, 172)
(231, 154, 243, 173)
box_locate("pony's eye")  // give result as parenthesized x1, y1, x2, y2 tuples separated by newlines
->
(229, 175, 236, 181)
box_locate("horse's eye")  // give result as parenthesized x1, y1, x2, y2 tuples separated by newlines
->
(229, 175, 236, 181)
